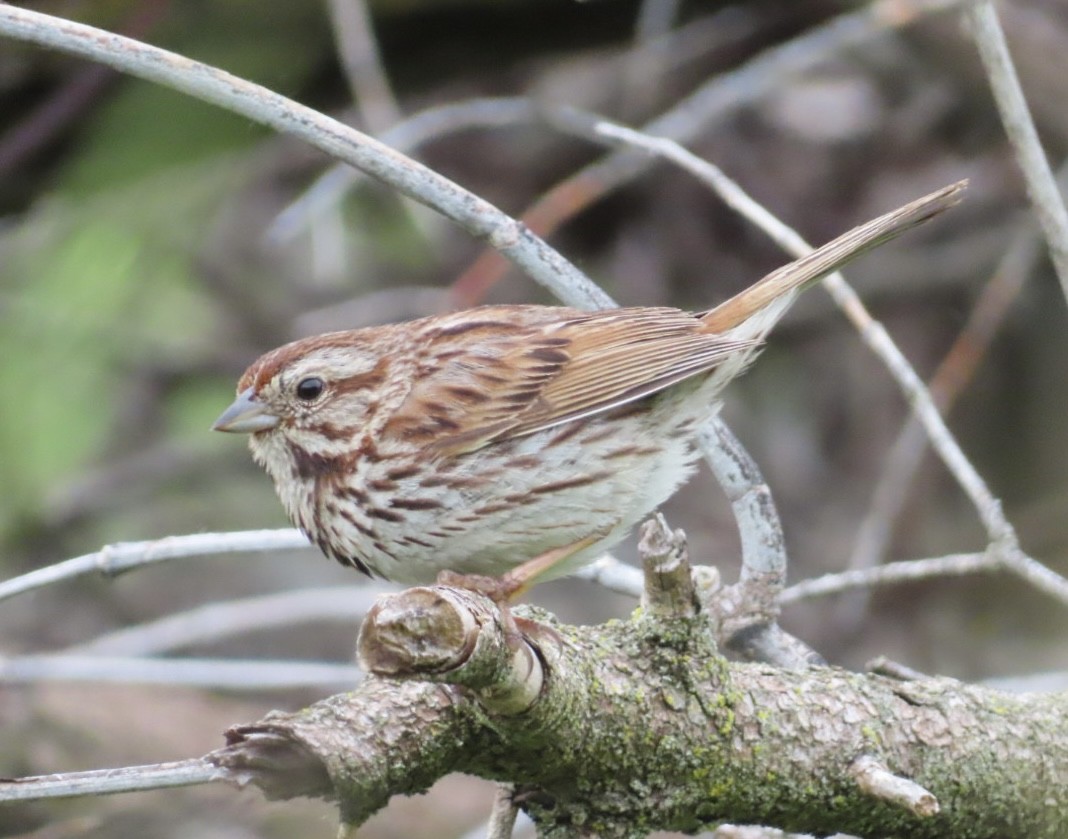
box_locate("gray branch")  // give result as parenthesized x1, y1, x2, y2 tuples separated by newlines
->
(0, 5, 605, 310)
(964, 2, 1068, 306)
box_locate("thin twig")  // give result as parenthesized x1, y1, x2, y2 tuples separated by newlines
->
(324, 0, 435, 250)
(326, 0, 401, 133)
(780, 552, 995, 604)
(634, 0, 683, 49)
(265, 97, 538, 245)
(638, 514, 696, 619)
(64, 586, 387, 656)
(0, 655, 362, 689)
(0, 529, 313, 604)
(0, 759, 230, 803)
(623, 0, 684, 114)
(997, 545, 1068, 606)
(851, 755, 939, 818)
(847, 214, 1042, 577)
(964, 2, 1068, 306)
(781, 544, 1068, 609)
(0, 530, 623, 608)
(573, 554, 642, 597)
(697, 419, 787, 583)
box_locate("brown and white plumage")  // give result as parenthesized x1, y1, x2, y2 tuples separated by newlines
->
(214, 182, 964, 584)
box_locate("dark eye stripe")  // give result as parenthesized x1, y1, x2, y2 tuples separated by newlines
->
(334, 367, 387, 395)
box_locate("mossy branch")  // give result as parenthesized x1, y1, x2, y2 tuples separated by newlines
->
(210, 583, 1068, 838)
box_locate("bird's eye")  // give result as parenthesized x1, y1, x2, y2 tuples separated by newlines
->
(295, 377, 325, 401)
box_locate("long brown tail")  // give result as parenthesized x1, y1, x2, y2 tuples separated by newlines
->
(701, 180, 967, 335)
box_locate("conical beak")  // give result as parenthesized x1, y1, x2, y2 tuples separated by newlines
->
(212, 387, 279, 434)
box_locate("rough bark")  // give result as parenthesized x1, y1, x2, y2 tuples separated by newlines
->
(210, 586, 1068, 838)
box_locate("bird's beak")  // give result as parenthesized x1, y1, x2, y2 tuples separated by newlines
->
(212, 387, 279, 434)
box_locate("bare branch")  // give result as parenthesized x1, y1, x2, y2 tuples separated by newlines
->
(0, 528, 312, 604)
(326, 0, 401, 133)
(64, 586, 387, 656)
(867, 657, 930, 682)
(963, 1, 1068, 306)
(623, 0, 684, 113)
(777, 550, 991, 602)
(0, 6, 607, 309)
(0, 528, 627, 617)
(780, 552, 994, 604)
(2, 599, 1065, 834)
(215, 608, 1068, 835)
(0, 654, 362, 690)
(697, 419, 787, 584)
(847, 213, 1043, 578)
(782, 546, 1068, 608)
(999, 546, 1068, 606)
(0, 759, 231, 803)
(265, 97, 539, 244)
(573, 554, 642, 597)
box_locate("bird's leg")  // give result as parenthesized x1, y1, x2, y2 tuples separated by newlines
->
(437, 533, 601, 604)
(436, 534, 601, 643)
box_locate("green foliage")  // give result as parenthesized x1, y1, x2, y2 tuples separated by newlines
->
(0, 157, 244, 527)
(0, 1, 331, 534)
(60, 1, 330, 192)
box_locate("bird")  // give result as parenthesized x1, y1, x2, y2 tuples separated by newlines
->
(214, 181, 964, 597)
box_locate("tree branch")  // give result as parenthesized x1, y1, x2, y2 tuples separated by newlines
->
(963, 2, 1068, 306)
(5, 529, 1065, 836)
(0, 5, 606, 309)
(0, 759, 232, 802)
(206, 589, 1067, 837)
(0, 528, 312, 604)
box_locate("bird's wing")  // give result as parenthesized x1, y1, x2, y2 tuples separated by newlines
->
(384, 306, 754, 455)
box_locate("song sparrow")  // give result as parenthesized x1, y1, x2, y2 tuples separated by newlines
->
(214, 182, 963, 592)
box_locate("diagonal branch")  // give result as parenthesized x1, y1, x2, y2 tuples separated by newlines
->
(963, 2, 1068, 306)
(0, 5, 607, 309)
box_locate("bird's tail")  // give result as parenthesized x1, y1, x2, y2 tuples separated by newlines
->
(700, 180, 967, 339)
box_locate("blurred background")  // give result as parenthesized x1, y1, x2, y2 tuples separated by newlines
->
(1, 0, 1067, 836)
